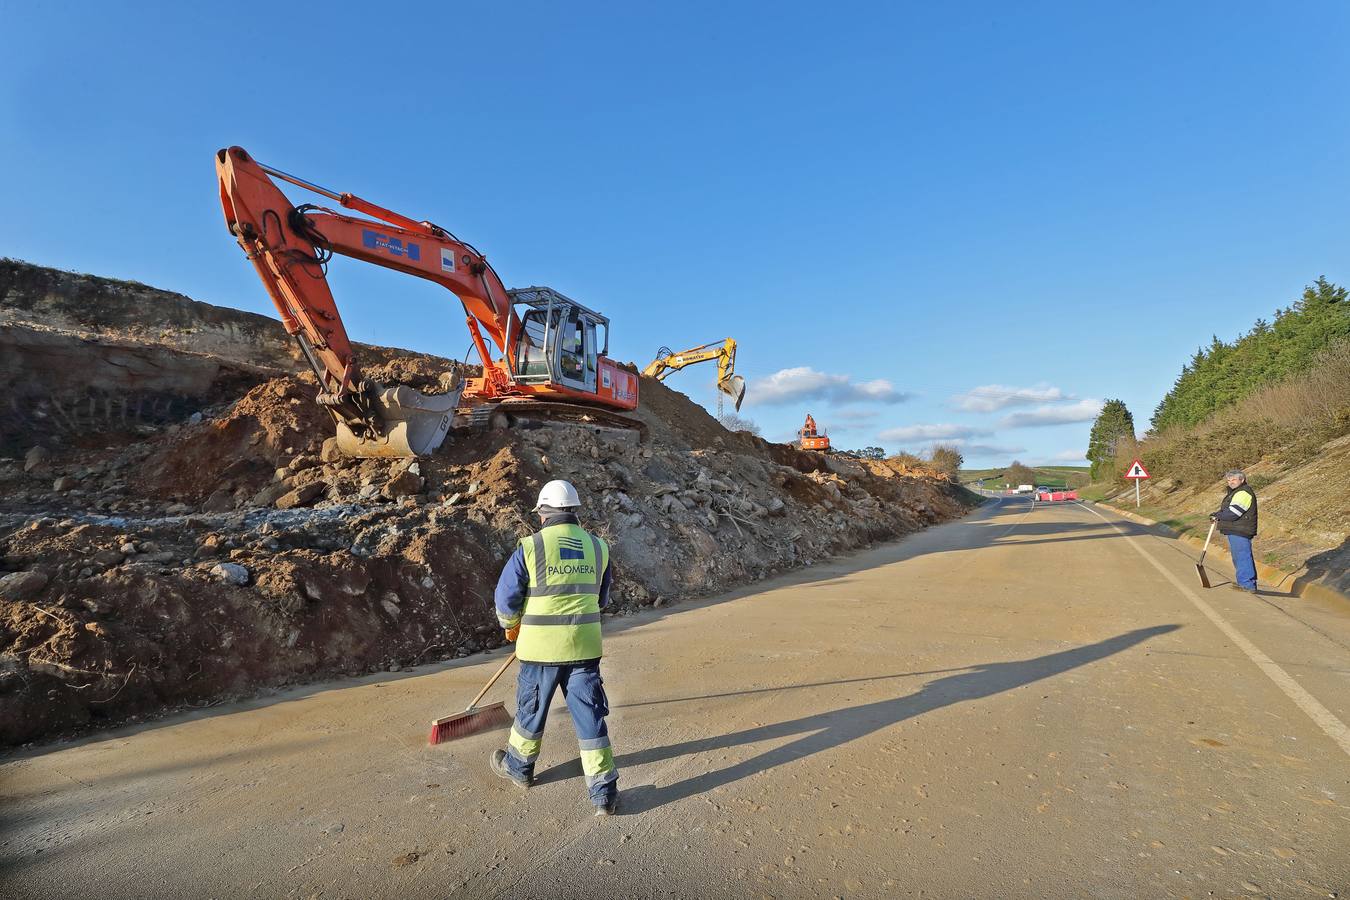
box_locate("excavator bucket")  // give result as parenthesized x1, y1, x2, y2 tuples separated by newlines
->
(721, 375, 747, 412)
(335, 384, 463, 459)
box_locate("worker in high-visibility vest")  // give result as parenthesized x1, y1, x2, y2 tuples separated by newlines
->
(491, 479, 619, 816)
(1210, 469, 1259, 594)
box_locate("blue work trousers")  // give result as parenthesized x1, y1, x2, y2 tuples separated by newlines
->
(505, 661, 618, 806)
(1225, 534, 1258, 590)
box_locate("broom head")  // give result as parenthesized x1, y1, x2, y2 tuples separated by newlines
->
(428, 702, 512, 745)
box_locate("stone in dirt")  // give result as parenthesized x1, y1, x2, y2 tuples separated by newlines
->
(0, 570, 49, 600)
(24, 446, 49, 472)
(275, 481, 326, 510)
(92, 549, 125, 567)
(202, 488, 236, 513)
(52, 476, 78, 492)
(211, 563, 250, 586)
(383, 463, 424, 498)
(320, 437, 341, 463)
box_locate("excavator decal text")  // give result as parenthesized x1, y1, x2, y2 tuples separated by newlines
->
(361, 229, 421, 262)
(610, 371, 635, 403)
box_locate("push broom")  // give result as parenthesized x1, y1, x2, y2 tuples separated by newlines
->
(428, 652, 516, 745)
(1195, 521, 1217, 588)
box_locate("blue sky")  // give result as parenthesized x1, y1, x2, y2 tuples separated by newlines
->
(3, 2, 1347, 465)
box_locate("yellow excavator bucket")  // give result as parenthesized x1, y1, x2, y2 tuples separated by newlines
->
(721, 374, 747, 412)
(335, 384, 462, 458)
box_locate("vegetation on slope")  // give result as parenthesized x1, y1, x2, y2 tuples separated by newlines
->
(1150, 277, 1349, 431)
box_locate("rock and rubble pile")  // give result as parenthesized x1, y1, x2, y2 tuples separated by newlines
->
(0, 262, 976, 745)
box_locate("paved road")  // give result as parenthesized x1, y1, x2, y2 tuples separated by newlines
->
(3, 498, 1349, 899)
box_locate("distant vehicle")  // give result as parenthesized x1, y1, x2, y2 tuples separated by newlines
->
(1016, 484, 1035, 493)
(1037, 489, 1080, 502)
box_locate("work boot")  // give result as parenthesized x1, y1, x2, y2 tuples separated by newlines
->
(490, 749, 531, 789)
(593, 795, 619, 817)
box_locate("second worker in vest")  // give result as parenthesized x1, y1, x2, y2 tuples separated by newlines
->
(491, 479, 619, 816)
(1210, 469, 1259, 594)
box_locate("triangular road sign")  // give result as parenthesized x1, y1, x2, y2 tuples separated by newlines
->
(1124, 459, 1150, 479)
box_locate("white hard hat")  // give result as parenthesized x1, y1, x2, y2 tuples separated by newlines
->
(534, 479, 581, 511)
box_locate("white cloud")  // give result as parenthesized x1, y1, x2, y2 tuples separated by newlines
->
(1048, 449, 1086, 462)
(751, 367, 911, 406)
(877, 423, 992, 442)
(951, 384, 1071, 413)
(999, 398, 1103, 428)
(831, 409, 880, 423)
(898, 439, 1027, 459)
(946, 439, 1027, 457)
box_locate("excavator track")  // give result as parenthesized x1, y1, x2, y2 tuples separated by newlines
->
(462, 399, 647, 444)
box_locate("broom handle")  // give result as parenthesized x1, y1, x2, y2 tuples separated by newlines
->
(1199, 521, 1216, 560)
(467, 651, 517, 711)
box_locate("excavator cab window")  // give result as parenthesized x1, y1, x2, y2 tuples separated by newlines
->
(515, 310, 554, 380)
(512, 303, 599, 393)
(556, 307, 597, 393)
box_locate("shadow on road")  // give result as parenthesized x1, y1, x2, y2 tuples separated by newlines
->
(535, 625, 1180, 812)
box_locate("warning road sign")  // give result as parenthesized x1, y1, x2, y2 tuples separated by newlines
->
(1124, 459, 1150, 479)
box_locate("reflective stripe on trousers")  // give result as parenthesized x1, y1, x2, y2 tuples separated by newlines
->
(502, 660, 618, 806)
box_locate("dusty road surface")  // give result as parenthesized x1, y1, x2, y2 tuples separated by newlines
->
(3, 498, 1349, 898)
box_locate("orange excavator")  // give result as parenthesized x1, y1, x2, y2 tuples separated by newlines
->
(215, 146, 640, 458)
(798, 413, 831, 452)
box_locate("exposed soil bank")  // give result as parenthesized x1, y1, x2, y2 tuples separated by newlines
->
(0, 261, 977, 746)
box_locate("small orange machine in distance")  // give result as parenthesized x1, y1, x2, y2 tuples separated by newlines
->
(798, 413, 831, 452)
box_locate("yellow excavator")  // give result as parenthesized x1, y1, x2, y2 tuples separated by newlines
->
(642, 339, 746, 416)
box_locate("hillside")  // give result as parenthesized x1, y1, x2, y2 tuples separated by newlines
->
(0, 260, 978, 745)
(1100, 339, 1349, 595)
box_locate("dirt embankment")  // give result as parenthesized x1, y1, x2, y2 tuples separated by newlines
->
(0, 262, 977, 746)
(1102, 435, 1349, 596)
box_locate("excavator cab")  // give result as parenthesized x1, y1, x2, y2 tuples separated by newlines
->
(508, 287, 608, 396)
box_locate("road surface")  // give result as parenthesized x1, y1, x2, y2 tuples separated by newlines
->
(3, 498, 1349, 898)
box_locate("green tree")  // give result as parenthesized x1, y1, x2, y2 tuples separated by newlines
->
(1086, 399, 1135, 480)
(1005, 461, 1038, 487)
(1151, 277, 1349, 430)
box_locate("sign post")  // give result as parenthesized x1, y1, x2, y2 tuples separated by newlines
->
(1123, 458, 1150, 508)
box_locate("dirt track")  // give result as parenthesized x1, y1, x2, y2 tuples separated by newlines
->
(4, 498, 1348, 898)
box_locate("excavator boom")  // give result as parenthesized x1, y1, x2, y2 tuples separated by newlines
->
(215, 146, 638, 457)
(642, 339, 746, 412)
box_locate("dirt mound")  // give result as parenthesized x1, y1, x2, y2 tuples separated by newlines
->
(0, 263, 978, 746)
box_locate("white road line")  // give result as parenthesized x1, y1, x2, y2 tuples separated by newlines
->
(1081, 502, 1350, 758)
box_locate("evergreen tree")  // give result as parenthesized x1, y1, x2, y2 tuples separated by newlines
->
(1151, 278, 1349, 430)
(1086, 399, 1135, 480)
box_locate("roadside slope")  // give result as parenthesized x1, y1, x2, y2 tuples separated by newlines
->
(0, 261, 977, 745)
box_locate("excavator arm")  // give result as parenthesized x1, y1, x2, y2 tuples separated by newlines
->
(216, 146, 523, 456)
(642, 339, 746, 412)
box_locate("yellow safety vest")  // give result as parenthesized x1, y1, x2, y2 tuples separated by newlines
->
(516, 523, 609, 664)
